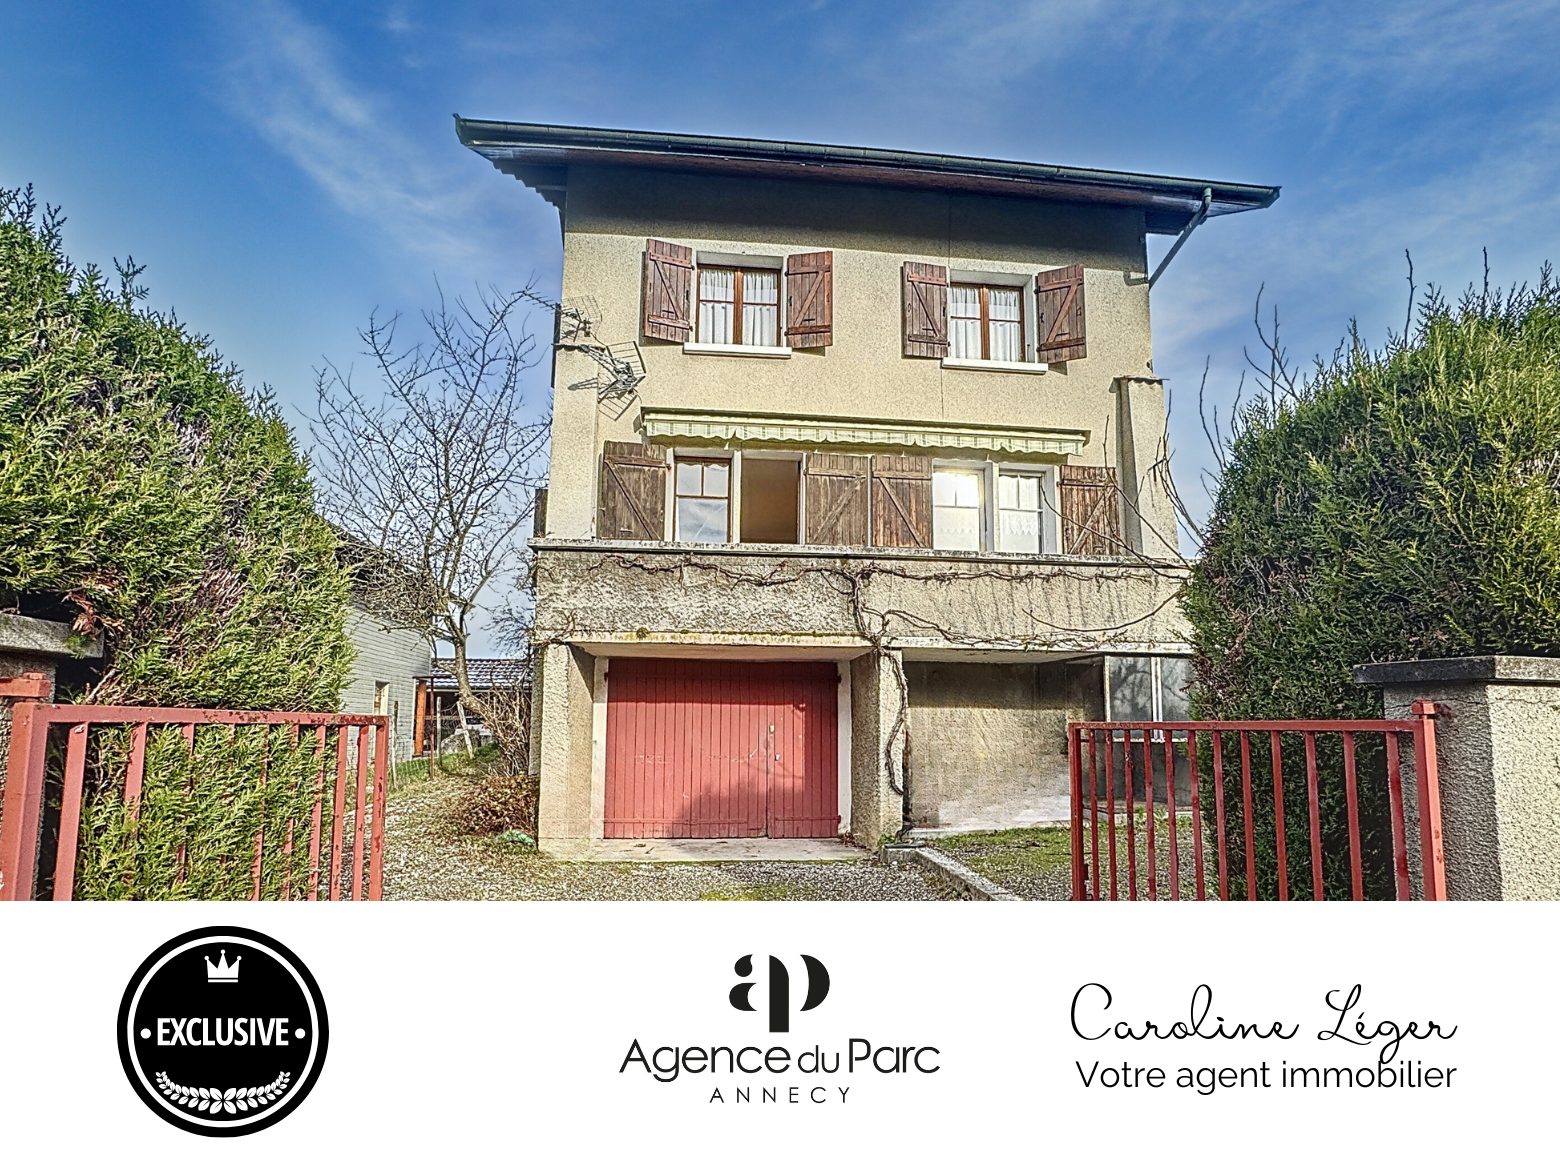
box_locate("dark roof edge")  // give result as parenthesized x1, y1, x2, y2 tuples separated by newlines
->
(454, 116, 1279, 227)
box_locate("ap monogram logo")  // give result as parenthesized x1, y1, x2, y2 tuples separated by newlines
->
(729, 955, 830, 1033)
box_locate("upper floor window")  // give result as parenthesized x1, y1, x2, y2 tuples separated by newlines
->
(674, 456, 730, 543)
(949, 283, 1024, 362)
(697, 266, 780, 347)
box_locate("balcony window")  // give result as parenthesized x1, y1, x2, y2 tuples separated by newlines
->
(949, 283, 1024, 362)
(697, 266, 779, 347)
(932, 467, 985, 551)
(674, 457, 730, 543)
(997, 471, 1046, 553)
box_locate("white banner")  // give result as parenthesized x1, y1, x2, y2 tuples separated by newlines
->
(0, 903, 1550, 1165)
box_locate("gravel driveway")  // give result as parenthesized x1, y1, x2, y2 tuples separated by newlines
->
(381, 775, 947, 901)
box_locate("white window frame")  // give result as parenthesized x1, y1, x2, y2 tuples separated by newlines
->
(931, 460, 993, 553)
(942, 267, 1049, 374)
(1104, 655, 1192, 733)
(685, 250, 792, 357)
(994, 463, 1060, 555)
(667, 448, 738, 544)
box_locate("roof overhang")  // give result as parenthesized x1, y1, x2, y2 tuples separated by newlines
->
(640, 407, 1087, 458)
(454, 118, 1278, 233)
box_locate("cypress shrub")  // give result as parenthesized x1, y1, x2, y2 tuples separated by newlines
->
(1183, 269, 1560, 898)
(0, 186, 351, 708)
(1, 188, 354, 897)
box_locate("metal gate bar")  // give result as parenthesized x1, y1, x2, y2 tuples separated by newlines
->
(0, 703, 390, 901)
(1068, 707, 1446, 902)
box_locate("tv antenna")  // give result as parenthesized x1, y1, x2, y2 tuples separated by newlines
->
(517, 289, 646, 417)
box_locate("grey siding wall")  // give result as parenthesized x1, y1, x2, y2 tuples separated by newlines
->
(342, 605, 432, 764)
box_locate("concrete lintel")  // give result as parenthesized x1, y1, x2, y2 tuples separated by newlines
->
(1355, 655, 1560, 688)
(0, 614, 103, 660)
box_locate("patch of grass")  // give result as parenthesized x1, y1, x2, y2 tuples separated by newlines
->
(934, 825, 1074, 887)
(697, 881, 808, 901)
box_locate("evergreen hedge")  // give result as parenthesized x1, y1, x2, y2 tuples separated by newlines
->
(0, 187, 350, 708)
(1183, 271, 1560, 897)
(1, 188, 354, 898)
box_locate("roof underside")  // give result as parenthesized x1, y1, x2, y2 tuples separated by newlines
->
(454, 118, 1278, 234)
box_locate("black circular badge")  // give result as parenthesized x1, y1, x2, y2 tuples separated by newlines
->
(117, 926, 328, 1137)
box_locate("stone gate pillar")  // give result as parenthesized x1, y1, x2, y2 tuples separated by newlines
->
(1355, 655, 1560, 900)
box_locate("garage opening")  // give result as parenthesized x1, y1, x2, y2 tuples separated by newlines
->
(740, 456, 801, 544)
(604, 658, 839, 838)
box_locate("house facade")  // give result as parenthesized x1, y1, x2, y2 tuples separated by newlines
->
(458, 119, 1277, 853)
(342, 603, 432, 767)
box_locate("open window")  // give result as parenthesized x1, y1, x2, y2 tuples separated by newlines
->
(739, 453, 801, 544)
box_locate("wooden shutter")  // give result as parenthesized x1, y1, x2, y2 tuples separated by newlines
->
(803, 453, 869, 546)
(642, 239, 693, 342)
(871, 455, 933, 548)
(599, 441, 668, 540)
(1059, 465, 1122, 555)
(902, 262, 948, 357)
(1036, 264, 1087, 362)
(785, 251, 833, 348)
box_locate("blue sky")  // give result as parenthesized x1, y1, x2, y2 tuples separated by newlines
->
(6, 0, 1560, 538)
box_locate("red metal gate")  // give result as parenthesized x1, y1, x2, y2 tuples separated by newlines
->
(0, 699, 390, 901)
(604, 658, 840, 839)
(1067, 704, 1446, 901)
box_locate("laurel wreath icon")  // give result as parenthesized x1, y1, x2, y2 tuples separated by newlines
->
(155, 1070, 291, 1114)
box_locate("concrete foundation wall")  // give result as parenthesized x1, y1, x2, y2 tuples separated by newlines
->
(907, 659, 1102, 829)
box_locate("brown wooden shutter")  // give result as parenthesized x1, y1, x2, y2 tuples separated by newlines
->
(871, 455, 933, 548)
(785, 251, 833, 348)
(803, 453, 869, 546)
(1036, 264, 1087, 362)
(902, 262, 948, 357)
(598, 440, 668, 540)
(641, 239, 693, 342)
(1059, 465, 1122, 555)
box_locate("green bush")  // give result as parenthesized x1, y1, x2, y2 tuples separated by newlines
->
(0, 186, 351, 709)
(1184, 270, 1560, 898)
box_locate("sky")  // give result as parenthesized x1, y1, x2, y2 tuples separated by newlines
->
(6, 0, 1560, 564)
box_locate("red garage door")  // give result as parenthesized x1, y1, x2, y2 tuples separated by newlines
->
(604, 659, 840, 839)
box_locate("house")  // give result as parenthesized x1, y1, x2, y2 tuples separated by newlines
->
(412, 657, 529, 757)
(457, 118, 1278, 853)
(341, 603, 433, 767)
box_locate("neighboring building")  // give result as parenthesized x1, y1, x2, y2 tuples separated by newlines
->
(458, 119, 1278, 852)
(411, 657, 529, 756)
(342, 603, 432, 766)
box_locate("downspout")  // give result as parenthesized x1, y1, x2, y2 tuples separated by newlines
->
(1147, 187, 1213, 289)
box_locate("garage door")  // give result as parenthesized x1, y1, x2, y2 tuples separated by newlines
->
(604, 659, 840, 839)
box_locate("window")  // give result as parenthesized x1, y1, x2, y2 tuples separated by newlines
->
(739, 455, 801, 544)
(949, 283, 1024, 362)
(932, 467, 985, 551)
(373, 682, 392, 716)
(697, 266, 779, 347)
(1107, 657, 1191, 723)
(997, 471, 1046, 554)
(674, 457, 730, 543)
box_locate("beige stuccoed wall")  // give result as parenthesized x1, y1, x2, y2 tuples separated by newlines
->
(1359, 656, 1560, 900)
(543, 164, 1174, 553)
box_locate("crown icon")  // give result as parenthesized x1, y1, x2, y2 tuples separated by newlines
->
(204, 949, 241, 984)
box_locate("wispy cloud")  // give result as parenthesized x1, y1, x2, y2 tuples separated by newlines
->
(213, 0, 515, 279)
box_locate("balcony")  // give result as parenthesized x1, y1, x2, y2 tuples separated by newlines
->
(531, 539, 1189, 656)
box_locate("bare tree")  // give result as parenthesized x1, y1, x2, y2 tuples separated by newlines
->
(310, 285, 549, 757)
